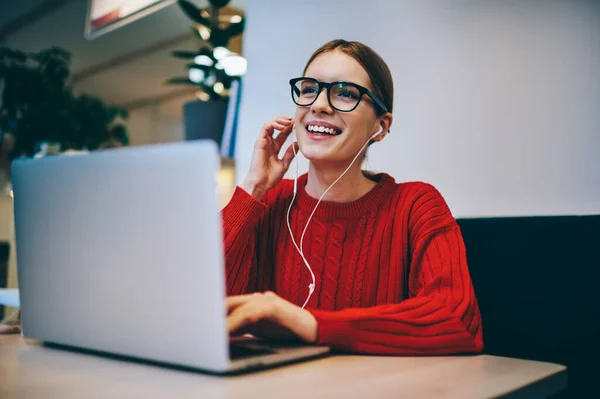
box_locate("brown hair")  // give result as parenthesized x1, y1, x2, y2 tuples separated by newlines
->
(303, 39, 394, 115)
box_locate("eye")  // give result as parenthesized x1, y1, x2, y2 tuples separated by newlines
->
(301, 86, 318, 95)
(337, 89, 359, 99)
(332, 83, 360, 101)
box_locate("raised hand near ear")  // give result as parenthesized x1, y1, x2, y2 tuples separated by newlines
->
(241, 116, 299, 200)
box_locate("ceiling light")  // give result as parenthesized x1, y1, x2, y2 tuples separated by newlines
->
(220, 55, 247, 76)
(197, 25, 211, 40)
(213, 82, 224, 94)
(194, 55, 213, 66)
(213, 46, 230, 61)
(230, 15, 242, 23)
(205, 73, 217, 86)
(189, 69, 205, 83)
(196, 90, 210, 101)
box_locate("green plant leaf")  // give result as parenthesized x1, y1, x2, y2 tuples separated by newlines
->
(165, 77, 197, 85)
(224, 17, 245, 38)
(178, 0, 211, 26)
(185, 63, 210, 71)
(0, 45, 130, 157)
(172, 50, 199, 59)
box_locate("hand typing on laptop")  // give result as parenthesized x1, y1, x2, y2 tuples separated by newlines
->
(227, 291, 318, 344)
(0, 325, 20, 334)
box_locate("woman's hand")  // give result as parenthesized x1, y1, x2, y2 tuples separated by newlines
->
(0, 324, 20, 334)
(227, 291, 318, 343)
(240, 117, 299, 200)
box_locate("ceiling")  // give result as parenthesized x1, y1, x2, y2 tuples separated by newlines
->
(0, 0, 247, 111)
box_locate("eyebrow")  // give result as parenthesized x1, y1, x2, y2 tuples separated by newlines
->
(303, 76, 373, 90)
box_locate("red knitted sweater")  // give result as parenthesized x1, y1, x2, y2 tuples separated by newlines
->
(222, 173, 483, 355)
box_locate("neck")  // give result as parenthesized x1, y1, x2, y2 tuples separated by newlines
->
(305, 160, 376, 202)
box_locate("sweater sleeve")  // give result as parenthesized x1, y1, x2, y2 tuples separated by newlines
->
(307, 184, 483, 355)
(221, 186, 267, 295)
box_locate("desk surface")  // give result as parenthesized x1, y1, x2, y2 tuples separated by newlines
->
(0, 335, 566, 399)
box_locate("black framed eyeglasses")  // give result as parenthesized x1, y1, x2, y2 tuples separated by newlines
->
(289, 77, 388, 114)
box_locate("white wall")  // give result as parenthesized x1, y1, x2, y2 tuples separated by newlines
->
(125, 99, 188, 146)
(235, 0, 600, 217)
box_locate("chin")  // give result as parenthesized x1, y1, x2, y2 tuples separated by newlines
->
(297, 129, 354, 165)
(300, 145, 348, 165)
(298, 139, 332, 160)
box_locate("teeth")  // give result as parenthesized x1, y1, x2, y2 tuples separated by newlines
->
(307, 125, 338, 135)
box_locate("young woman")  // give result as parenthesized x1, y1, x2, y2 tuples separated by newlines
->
(222, 39, 483, 355)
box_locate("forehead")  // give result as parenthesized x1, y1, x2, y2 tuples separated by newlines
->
(304, 51, 371, 88)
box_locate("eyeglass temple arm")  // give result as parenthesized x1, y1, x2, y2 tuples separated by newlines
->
(365, 90, 388, 114)
(363, 89, 390, 133)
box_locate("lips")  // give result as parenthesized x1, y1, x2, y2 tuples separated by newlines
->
(305, 122, 342, 136)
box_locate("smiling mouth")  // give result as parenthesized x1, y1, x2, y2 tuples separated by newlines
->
(306, 124, 342, 136)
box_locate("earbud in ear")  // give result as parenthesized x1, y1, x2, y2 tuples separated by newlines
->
(371, 128, 384, 139)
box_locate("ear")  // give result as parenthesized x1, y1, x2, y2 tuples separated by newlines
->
(370, 112, 393, 143)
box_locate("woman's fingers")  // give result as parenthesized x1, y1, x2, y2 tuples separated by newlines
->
(260, 117, 292, 139)
(225, 292, 312, 342)
(226, 294, 257, 314)
(227, 301, 265, 336)
(259, 122, 285, 140)
(275, 116, 292, 124)
(273, 121, 294, 152)
(281, 141, 299, 170)
(0, 324, 20, 334)
(226, 292, 282, 335)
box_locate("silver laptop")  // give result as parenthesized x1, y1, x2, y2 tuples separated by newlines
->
(11, 140, 329, 374)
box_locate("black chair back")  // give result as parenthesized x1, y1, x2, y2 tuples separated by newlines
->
(0, 242, 9, 320)
(457, 215, 600, 398)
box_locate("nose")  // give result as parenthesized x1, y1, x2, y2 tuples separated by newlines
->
(310, 88, 332, 114)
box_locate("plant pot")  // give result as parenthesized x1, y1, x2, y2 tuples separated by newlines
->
(183, 99, 229, 149)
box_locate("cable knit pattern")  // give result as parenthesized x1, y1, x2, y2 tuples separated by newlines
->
(221, 173, 483, 355)
(319, 220, 346, 310)
(344, 217, 366, 308)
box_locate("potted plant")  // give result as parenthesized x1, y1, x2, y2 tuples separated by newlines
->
(166, 0, 246, 98)
(0, 46, 129, 160)
(166, 0, 245, 156)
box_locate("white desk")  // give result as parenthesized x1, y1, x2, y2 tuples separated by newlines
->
(0, 335, 566, 399)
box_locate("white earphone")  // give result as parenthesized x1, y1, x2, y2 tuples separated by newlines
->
(371, 127, 384, 139)
(287, 125, 385, 308)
